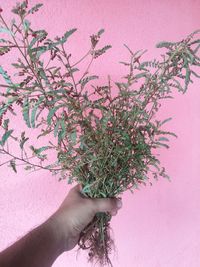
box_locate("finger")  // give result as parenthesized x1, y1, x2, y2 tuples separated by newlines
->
(110, 210, 118, 216)
(92, 198, 122, 213)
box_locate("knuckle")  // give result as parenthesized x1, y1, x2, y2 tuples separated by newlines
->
(110, 198, 117, 209)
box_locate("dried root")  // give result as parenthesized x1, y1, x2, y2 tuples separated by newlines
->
(77, 212, 115, 267)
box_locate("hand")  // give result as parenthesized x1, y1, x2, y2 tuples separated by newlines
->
(49, 184, 122, 251)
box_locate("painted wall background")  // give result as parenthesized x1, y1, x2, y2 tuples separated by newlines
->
(0, 0, 200, 266)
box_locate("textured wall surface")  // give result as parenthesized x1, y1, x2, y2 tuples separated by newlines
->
(0, 0, 200, 266)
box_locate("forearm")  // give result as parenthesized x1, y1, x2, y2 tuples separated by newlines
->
(0, 184, 121, 267)
(0, 216, 65, 267)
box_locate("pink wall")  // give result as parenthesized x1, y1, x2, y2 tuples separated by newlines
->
(1, 0, 200, 266)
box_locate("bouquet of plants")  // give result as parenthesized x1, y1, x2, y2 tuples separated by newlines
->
(1, 1, 200, 266)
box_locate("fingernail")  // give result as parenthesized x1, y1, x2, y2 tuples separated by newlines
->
(110, 210, 117, 216)
(116, 199, 122, 208)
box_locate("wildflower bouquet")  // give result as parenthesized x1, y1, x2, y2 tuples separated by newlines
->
(0, 1, 200, 266)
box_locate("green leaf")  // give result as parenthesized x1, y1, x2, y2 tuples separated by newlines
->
(20, 131, 29, 149)
(134, 72, 148, 79)
(0, 66, 12, 85)
(194, 43, 200, 54)
(29, 30, 48, 48)
(187, 50, 195, 64)
(159, 96, 174, 100)
(68, 68, 79, 74)
(67, 175, 73, 184)
(191, 70, 200, 78)
(150, 162, 160, 171)
(157, 130, 178, 138)
(23, 19, 31, 32)
(184, 68, 191, 93)
(24, 165, 33, 170)
(58, 118, 66, 144)
(0, 39, 8, 43)
(80, 75, 99, 88)
(171, 78, 184, 92)
(161, 172, 171, 180)
(155, 41, 175, 48)
(0, 47, 11, 56)
(54, 119, 61, 137)
(100, 117, 109, 130)
(63, 28, 77, 40)
(119, 61, 130, 66)
(37, 129, 52, 139)
(115, 82, 129, 90)
(82, 183, 93, 195)
(0, 129, 13, 146)
(160, 117, 172, 126)
(31, 96, 45, 128)
(93, 98, 106, 105)
(0, 27, 14, 36)
(158, 137, 169, 142)
(189, 39, 200, 45)
(20, 137, 29, 149)
(45, 89, 67, 97)
(29, 37, 38, 49)
(97, 29, 105, 36)
(99, 191, 107, 197)
(47, 104, 65, 125)
(30, 145, 51, 159)
(28, 3, 43, 14)
(58, 28, 77, 45)
(69, 130, 77, 144)
(3, 119, 9, 129)
(182, 54, 189, 68)
(0, 97, 17, 117)
(31, 46, 47, 53)
(11, 63, 23, 69)
(11, 1, 27, 15)
(188, 29, 200, 37)
(154, 141, 169, 149)
(93, 45, 112, 58)
(34, 146, 51, 154)
(23, 98, 31, 128)
(38, 68, 50, 86)
(10, 159, 17, 173)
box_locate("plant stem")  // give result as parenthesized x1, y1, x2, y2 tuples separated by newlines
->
(71, 49, 92, 67)
(0, 148, 62, 172)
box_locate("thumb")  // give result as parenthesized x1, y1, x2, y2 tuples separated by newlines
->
(92, 197, 122, 214)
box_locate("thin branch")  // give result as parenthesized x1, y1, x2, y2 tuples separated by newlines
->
(0, 45, 28, 48)
(0, 148, 62, 172)
(71, 48, 92, 67)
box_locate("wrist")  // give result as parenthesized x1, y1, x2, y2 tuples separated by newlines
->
(44, 214, 67, 254)
(47, 211, 79, 252)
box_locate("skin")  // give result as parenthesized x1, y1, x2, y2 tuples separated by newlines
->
(0, 184, 122, 267)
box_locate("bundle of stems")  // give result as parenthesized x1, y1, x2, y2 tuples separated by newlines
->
(1, 1, 200, 266)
